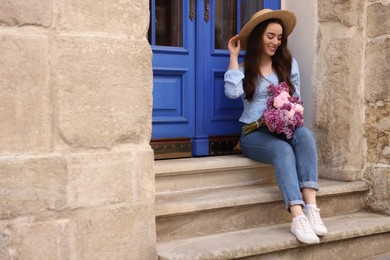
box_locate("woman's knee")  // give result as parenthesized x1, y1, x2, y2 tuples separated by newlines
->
(293, 126, 315, 142)
(273, 142, 295, 162)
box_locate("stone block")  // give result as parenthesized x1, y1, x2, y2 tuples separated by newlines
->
(365, 38, 390, 102)
(0, 155, 67, 219)
(363, 167, 390, 215)
(9, 219, 72, 260)
(54, 35, 152, 148)
(314, 36, 364, 180)
(67, 148, 154, 208)
(56, 0, 149, 36)
(318, 0, 363, 27)
(72, 203, 156, 260)
(367, 2, 390, 38)
(0, 34, 52, 154)
(0, 0, 52, 27)
(365, 102, 390, 164)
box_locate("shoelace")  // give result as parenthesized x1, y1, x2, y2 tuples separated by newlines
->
(308, 208, 325, 226)
(298, 218, 313, 233)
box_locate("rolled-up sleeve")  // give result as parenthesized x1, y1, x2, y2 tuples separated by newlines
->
(291, 58, 301, 98)
(224, 69, 245, 99)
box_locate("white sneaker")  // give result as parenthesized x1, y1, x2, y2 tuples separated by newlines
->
(290, 216, 320, 244)
(303, 207, 328, 236)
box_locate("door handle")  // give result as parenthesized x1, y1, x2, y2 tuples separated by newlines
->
(204, 0, 210, 23)
(189, 0, 195, 21)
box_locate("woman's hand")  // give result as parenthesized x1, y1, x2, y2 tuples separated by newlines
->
(227, 35, 240, 70)
(227, 35, 241, 57)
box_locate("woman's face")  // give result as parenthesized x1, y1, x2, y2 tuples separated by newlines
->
(262, 22, 283, 57)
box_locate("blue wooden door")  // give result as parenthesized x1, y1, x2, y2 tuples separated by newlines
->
(150, 0, 280, 158)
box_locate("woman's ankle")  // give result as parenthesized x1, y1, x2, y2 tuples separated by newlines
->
(290, 204, 304, 219)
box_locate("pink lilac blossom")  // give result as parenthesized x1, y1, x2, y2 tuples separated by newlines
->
(273, 91, 290, 108)
(263, 82, 304, 139)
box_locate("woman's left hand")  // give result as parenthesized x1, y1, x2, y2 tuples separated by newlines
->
(227, 35, 241, 57)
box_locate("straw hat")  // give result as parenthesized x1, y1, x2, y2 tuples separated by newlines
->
(239, 9, 297, 50)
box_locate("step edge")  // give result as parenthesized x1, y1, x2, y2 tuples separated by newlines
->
(156, 179, 267, 196)
(317, 180, 368, 196)
(156, 180, 368, 217)
(157, 212, 390, 260)
(156, 179, 368, 197)
(155, 155, 270, 176)
(155, 164, 272, 177)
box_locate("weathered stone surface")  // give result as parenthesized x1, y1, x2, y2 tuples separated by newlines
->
(314, 35, 364, 180)
(365, 38, 390, 102)
(318, 0, 363, 27)
(154, 161, 369, 250)
(54, 36, 152, 148)
(158, 212, 390, 260)
(0, 155, 67, 219)
(0, 34, 52, 154)
(363, 167, 390, 215)
(132, 146, 155, 201)
(72, 203, 156, 260)
(0, 0, 52, 27)
(0, 232, 11, 260)
(9, 219, 71, 259)
(365, 102, 390, 164)
(0, 0, 156, 259)
(56, 0, 149, 36)
(367, 2, 390, 38)
(258, 232, 390, 259)
(67, 147, 154, 208)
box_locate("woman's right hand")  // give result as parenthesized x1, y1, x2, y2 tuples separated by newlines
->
(227, 35, 241, 57)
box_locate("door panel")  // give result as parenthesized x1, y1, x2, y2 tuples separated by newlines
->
(152, 68, 189, 123)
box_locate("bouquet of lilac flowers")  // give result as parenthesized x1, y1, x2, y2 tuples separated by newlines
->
(263, 81, 304, 139)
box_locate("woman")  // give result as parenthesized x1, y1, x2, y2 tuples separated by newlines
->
(224, 9, 328, 244)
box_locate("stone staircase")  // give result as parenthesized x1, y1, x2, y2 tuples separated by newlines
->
(155, 155, 390, 259)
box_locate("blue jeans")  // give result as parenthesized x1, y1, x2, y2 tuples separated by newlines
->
(240, 126, 319, 210)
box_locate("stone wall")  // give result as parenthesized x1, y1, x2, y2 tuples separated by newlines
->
(363, 0, 390, 215)
(314, 0, 390, 214)
(314, 0, 365, 181)
(0, 0, 156, 259)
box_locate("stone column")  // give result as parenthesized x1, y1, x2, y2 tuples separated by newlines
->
(363, 1, 390, 215)
(314, 0, 365, 181)
(0, 0, 156, 259)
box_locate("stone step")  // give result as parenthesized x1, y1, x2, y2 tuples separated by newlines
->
(155, 155, 275, 195)
(157, 212, 390, 260)
(156, 179, 368, 242)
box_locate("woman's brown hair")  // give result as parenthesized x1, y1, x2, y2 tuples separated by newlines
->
(243, 19, 294, 101)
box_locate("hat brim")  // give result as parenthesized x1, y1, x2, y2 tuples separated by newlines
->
(239, 9, 296, 50)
